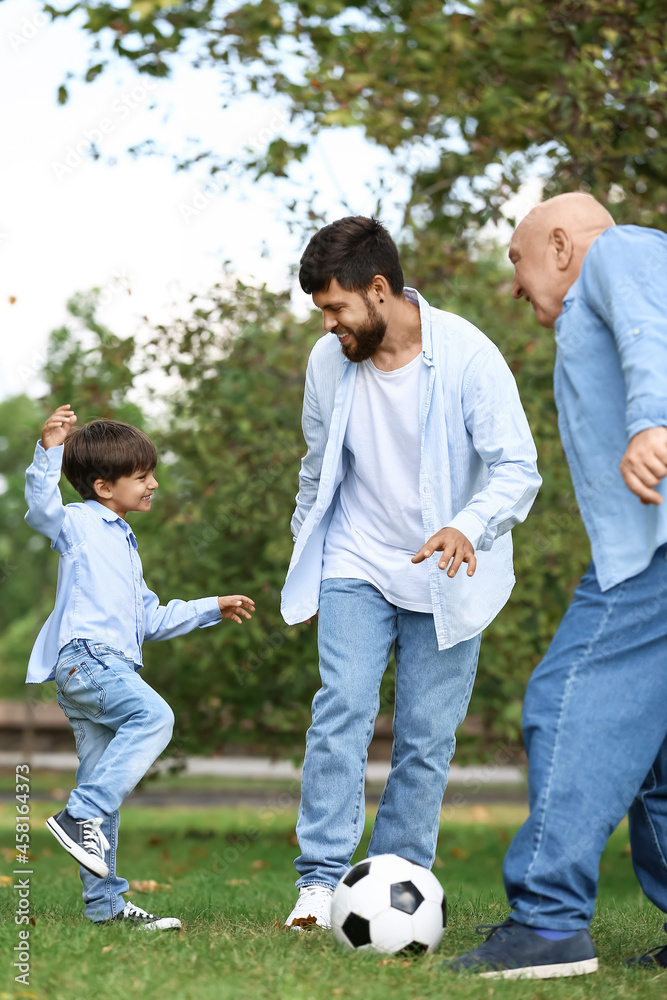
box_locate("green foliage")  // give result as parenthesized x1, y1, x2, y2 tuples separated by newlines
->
(137, 280, 323, 753)
(44, 0, 667, 233)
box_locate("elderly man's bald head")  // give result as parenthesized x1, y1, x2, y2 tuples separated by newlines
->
(509, 192, 615, 328)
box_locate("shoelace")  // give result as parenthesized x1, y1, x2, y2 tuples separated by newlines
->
(474, 919, 514, 939)
(77, 817, 110, 858)
(637, 943, 667, 962)
(123, 902, 155, 921)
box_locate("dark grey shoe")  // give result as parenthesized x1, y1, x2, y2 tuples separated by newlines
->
(46, 808, 110, 878)
(100, 901, 181, 932)
(626, 923, 667, 969)
(443, 918, 598, 980)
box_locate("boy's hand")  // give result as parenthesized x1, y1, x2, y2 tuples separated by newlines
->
(412, 527, 477, 578)
(218, 595, 256, 624)
(42, 404, 77, 449)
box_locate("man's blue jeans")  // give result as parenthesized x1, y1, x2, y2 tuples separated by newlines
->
(504, 545, 667, 929)
(55, 639, 174, 921)
(294, 578, 481, 888)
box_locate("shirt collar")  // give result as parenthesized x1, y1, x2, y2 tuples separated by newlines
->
(404, 286, 434, 362)
(337, 286, 432, 367)
(84, 500, 136, 538)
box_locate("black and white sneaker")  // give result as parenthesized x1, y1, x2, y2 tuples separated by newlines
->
(102, 901, 182, 932)
(46, 808, 110, 878)
(626, 923, 667, 969)
(443, 918, 598, 980)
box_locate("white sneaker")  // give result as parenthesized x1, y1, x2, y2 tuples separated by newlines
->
(284, 885, 334, 930)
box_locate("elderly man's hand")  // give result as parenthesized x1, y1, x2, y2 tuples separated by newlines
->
(620, 427, 667, 505)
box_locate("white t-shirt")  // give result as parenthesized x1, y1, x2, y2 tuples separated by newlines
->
(322, 352, 432, 612)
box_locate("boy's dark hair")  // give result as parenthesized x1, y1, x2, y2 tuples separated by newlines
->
(62, 419, 157, 501)
(299, 216, 405, 297)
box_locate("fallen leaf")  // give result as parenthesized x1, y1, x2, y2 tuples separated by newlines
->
(450, 847, 468, 859)
(377, 959, 394, 966)
(147, 836, 162, 846)
(401, 960, 411, 967)
(287, 832, 299, 846)
(0, 875, 13, 886)
(225, 879, 249, 886)
(190, 847, 209, 857)
(0, 849, 14, 863)
(8, 295, 16, 304)
(290, 915, 317, 929)
(251, 859, 268, 870)
(128, 880, 172, 893)
(470, 804, 490, 823)
(621, 843, 631, 857)
(102, 945, 113, 953)
(42, 848, 52, 857)
(433, 855, 444, 868)
(332, 991, 344, 996)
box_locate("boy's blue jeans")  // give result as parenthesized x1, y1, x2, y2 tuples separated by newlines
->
(55, 639, 174, 921)
(294, 578, 481, 888)
(504, 544, 667, 929)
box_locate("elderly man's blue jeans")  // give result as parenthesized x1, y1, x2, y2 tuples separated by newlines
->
(54, 639, 175, 921)
(504, 545, 667, 929)
(294, 578, 482, 888)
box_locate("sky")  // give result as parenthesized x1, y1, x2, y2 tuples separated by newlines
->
(0, 0, 407, 403)
(0, 0, 542, 405)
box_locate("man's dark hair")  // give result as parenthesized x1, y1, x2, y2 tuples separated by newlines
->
(62, 419, 157, 501)
(299, 216, 404, 296)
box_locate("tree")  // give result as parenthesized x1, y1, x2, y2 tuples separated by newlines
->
(46, 0, 667, 237)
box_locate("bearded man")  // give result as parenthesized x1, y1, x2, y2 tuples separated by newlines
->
(280, 216, 541, 929)
(448, 192, 667, 979)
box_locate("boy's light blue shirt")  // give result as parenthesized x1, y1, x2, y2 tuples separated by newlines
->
(24, 441, 222, 683)
(281, 287, 542, 650)
(554, 224, 667, 591)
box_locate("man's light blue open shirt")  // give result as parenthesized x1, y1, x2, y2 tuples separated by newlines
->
(554, 224, 667, 591)
(24, 441, 222, 683)
(281, 288, 542, 650)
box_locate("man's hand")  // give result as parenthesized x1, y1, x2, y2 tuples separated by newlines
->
(412, 527, 477, 578)
(42, 403, 77, 449)
(218, 595, 256, 623)
(620, 427, 667, 505)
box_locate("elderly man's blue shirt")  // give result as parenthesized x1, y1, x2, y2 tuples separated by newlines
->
(554, 224, 667, 590)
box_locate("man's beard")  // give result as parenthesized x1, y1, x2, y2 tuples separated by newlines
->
(335, 297, 387, 362)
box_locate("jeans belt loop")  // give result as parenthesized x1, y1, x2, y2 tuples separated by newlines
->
(82, 639, 109, 669)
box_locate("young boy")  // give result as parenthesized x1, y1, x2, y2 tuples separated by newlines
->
(26, 403, 255, 930)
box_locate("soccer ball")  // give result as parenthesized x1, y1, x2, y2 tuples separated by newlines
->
(331, 853, 446, 955)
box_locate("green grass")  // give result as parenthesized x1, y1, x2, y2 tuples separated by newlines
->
(1, 801, 665, 1000)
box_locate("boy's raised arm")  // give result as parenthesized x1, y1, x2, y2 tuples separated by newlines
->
(25, 405, 79, 549)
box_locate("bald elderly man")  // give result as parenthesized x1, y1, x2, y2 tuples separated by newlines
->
(447, 193, 667, 979)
